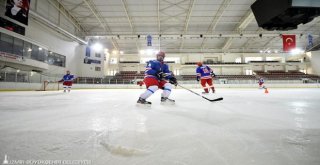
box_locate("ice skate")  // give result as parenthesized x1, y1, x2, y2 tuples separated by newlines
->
(136, 97, 151, 106)
(202, 91, 209, 95)
(160, 97, 175, 105)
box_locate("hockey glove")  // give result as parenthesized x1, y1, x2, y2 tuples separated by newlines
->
(210, 71, 216, 78)
(196, 76, 200, 82)
(169, 77, 177, 85)
(156, 72, 166, 80)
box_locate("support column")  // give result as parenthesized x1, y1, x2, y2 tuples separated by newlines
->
(263, 54, 267, 61)
(241, 54, 245, 63)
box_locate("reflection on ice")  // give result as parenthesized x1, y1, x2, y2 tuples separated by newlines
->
(0, 89, 320, 165)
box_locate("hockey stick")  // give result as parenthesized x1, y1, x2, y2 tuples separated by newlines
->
(177, 84, 223, 102)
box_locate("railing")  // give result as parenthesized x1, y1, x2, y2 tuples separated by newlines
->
(0, 70, 62, 83)
(249, 61, 280, 63)
(184, 62, 246, 65)
(1, 69, 319, 85)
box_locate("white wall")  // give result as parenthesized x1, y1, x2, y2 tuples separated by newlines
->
(120, 64, 139, 72)
(221, 67, 242, 75)
(0, 0, 81, 77)
(251, 65, 263, 71)
(31, 0, 76, 35)
(1, 82, 319, 91)
(119, 55, 139, 62)
(26, 19, 80, 73)
(181, 66, 196, 75)
(186, 54, 202, 62)
(221, 53, 240, 62)
(76, 45, 105, 78)
(212, 67, 222, 75)
(203, 53, 221, 62)
(102, 52, 310, 76)
(286, 65, 298, 71)
(309, 51, 320, 75)
(265, 64, 285, 71)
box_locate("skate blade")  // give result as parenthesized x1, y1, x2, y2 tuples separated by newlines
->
(136, 103, 152, 108)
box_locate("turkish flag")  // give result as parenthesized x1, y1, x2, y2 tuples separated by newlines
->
(282, 35, 296, 52)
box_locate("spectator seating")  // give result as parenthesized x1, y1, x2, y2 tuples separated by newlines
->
(114, 71, 145, 80)
(254, 70, 320, 80)
(180, 74, 256, 81)
(184, 62, 246, 65)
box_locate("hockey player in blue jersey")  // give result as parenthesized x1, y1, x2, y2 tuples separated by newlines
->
(196, 62, 216, 94)
(137, 51, 177, 105)
(258, 77, 264, 88)
(58, 70, 76, 92)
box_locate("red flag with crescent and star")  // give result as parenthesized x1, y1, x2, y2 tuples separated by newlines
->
(282, 35, 296, 52)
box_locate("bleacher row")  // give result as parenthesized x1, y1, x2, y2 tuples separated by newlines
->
(114, 71, 145, 80)
(111, 70, 320, 82)
(184, 62, 245, 65)
(183, 61, 302, 65)
(180, 75, 256, 80)
(254, 70, 320, 81)
(119, 61, 302, 65)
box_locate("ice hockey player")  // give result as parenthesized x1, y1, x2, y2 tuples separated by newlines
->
(137, 51, 177, 105)
(196, 62, 216, 94)
(58, 70, 76, 92)
(258, 77, 265, 88)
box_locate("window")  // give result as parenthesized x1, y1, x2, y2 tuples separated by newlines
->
(0, 32, 65, 67)
(13, 38, 23, 56)
(174, 69, 180, 76)
(300, 69, 306, 74)
(140, 57, 153, 64)
(95, 53, 101, 58)
(23, 41, 32, 58)
(235, 57, 242, 63)
(60, 55, 66, 67)
(108, 70, 117, 75)
(163, 57, 180, 64)
(38, 48, 48, 62)
(95, 67, 101, 71)
(266, 57, 281, 62)
(31, 44, 39, 60)
(110, 58, 117, 64)
(85, 46, 91, 57)
(48, 52, 66, 67)
(245, 57, 263, 63)
(0, 33, 13, 53)
(246, 69, 253, 75)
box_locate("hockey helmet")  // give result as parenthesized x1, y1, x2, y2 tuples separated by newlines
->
(197, 62, 203, 66)
(156, 51, 165, 61)
(156, 51, 165, 58)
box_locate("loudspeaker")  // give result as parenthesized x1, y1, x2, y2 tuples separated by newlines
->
(251, 0, 320, 30)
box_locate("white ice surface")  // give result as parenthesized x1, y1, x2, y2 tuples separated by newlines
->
(0, 88, 320, 165)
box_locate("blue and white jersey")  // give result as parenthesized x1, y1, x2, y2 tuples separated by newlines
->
(144, 60, 172, 80)
(62, 74, 75, 82)
(258, 78, 264, 83)
(196, 65, 213, 79)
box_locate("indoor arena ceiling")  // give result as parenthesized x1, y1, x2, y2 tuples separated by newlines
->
(56, 0, 320, 54)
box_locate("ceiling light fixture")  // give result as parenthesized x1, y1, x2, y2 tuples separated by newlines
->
(92, 43, 103, 52)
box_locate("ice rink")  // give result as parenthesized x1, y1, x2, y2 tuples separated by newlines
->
(0, 88, 320, 165)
